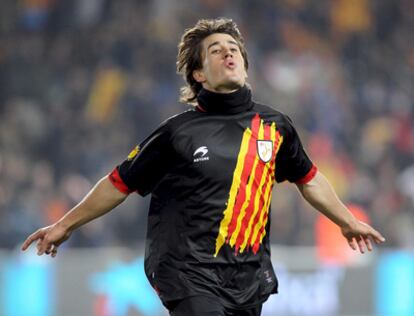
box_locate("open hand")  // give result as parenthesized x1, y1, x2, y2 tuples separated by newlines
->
(21, 223, 72, 257)
(341, 220, 385, 253)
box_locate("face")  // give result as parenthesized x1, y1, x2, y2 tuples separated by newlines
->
(193, 33, 248, 93)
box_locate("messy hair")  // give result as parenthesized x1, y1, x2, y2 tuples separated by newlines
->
(177, 18, 249, 105)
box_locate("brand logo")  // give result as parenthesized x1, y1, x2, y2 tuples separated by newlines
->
(193, 146, 209, 162)
(264, 269, 274, 284)
(257, 140, 273, 162)
(127, 145, 140, 160)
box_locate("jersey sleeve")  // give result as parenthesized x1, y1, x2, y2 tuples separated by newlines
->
(275, 116, 317, 184)
(109, 121, 173, 196)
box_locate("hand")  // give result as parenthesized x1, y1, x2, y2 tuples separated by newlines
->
(21, 222, 72, 257)
(341, 220, 386, 254)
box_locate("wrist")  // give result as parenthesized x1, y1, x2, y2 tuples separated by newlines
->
(340, 216, 358, 230)
(56, 218, 75, 232)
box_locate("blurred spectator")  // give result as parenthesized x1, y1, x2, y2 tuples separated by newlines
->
(0, 0, 413, 249)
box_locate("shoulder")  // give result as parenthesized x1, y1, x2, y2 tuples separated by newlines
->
(148, 108, 201, 138)
(137, 109, 200, 145)
(161, 108, 201, 131)
(252, 102, 294, 129)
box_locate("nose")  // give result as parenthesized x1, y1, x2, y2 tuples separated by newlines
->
(224, 49, 233, 59)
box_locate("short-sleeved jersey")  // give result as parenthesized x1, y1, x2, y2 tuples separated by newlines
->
(109, 87, 316, 309)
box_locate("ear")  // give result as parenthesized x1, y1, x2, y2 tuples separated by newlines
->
(192, 69, 206, 83)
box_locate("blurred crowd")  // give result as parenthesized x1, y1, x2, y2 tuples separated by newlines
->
(0, 0, 413, 251)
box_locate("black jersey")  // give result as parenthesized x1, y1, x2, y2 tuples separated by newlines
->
(109, 86, 317, 309)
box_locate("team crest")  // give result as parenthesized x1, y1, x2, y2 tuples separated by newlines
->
(257, 140, 273, 163)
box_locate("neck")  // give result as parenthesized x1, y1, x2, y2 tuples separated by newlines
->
(196, 85, 253, 115)
(207, 87, 239, 93)
(202, 82, 243, 94)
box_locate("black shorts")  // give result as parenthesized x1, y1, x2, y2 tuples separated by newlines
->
(168, 296, 263, 316)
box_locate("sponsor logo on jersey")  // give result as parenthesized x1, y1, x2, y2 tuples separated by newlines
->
(214, 114, 283, 257)
(193, 146, 209, 162)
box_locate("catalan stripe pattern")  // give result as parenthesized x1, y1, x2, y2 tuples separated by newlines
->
(214, 114, 283, 256)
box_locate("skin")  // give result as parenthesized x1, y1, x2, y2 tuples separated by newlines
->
(193, 33, 247, 93)
(297, 172, 385, 253)
(21, 32, 385, 258)
(21, 177, 127, 257)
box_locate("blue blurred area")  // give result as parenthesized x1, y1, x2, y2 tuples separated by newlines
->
(89, 257, 163, 316)
(376, 252, 414, 316)
(1, 250, 412, 316)
(2, 255, 54, 316)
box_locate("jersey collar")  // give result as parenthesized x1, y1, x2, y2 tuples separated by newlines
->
(196, 85, 254, 114)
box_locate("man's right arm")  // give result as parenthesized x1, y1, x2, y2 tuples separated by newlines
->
(21, 175, 127, 257)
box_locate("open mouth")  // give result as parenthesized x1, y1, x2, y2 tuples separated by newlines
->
(225, 60, 236, 69)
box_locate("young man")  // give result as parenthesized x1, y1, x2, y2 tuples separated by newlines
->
(22, 18, 385, 316)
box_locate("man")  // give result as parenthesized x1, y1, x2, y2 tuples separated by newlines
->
(22, 18, 385, 316)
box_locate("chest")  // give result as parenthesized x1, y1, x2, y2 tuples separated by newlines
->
(171, 115, 282, 183)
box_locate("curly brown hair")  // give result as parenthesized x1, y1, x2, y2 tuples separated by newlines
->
(176, 18, 249, 105)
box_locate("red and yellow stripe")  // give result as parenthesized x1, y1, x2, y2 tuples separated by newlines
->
(214, 114, 284, 256)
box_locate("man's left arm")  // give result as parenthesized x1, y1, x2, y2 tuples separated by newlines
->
(296, 170, 386, 253)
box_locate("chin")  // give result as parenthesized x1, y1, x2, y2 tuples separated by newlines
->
(221, 79, 244, 90)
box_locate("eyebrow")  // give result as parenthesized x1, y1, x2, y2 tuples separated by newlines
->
(207, 40, 239, 50)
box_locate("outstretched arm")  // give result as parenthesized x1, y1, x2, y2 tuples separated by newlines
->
(296, 171, 385, 253)
(21, 175, 127, 257)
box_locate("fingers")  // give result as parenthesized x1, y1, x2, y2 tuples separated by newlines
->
(370, 229, 386, 244)
(364, 236, 373, 252)
(349, 235, 376, 253)
(360, 222, 386, 244)
(344, 221, 386, 254)
(21, 230, 43, 251)
(51, 247, 58, 258)
(36, 237, 53, 256)
(37, 240, 59, 257)
(347, 238, 357, 251)
(45, 244, 58, 258)
(356, 236, 365, 254)
(51, 244, 59, 257)
(22, 224, 66, 258)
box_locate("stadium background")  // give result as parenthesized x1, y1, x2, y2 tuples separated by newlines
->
(0, 0, 413, 315)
